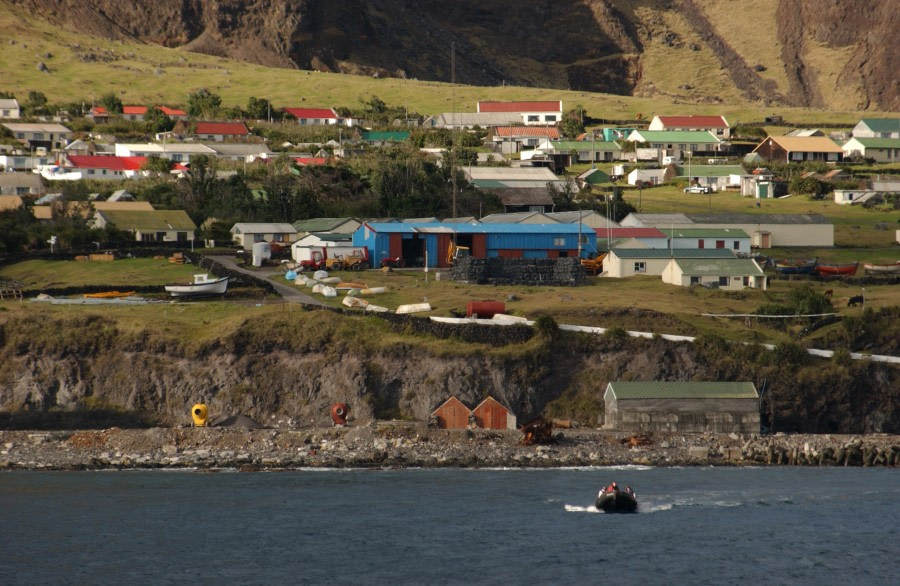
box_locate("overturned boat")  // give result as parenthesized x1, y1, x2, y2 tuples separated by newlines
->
(595, 486, 638, 513)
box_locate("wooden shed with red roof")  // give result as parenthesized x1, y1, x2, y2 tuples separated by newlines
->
(472, 396, 516, 430)
(431, 396, 473, 429)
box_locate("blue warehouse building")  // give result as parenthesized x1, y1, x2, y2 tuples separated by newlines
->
(353, 222, 598, 269)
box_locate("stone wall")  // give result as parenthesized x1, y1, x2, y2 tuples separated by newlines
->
(450, 257, 586, 286)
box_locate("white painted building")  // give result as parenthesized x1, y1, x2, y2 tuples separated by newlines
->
(662, 257, 767, 290)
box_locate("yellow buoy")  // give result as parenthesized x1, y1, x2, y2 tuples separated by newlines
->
(191, 403, 208, 427)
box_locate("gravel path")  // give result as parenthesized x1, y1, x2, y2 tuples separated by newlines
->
(208, 255, 323, 305)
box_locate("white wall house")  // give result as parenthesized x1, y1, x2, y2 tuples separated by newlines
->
(2, 122, 72, 149)
(851, 118, 900, 139)
(662, 228, 751, 254)
(662, 257, 767, 290)
(231, 223, 299, 249)
(604, 248, 737, 278)
(649, 115, 731, 139)
(477, 101, 563, 126)
(0, 98, 21, 119)
(841, 138, 900, 163)
(627, 168, 666, 186)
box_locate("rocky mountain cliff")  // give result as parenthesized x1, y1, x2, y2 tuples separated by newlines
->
(1, 311, 897, 434)
(9, 0, 898, 110)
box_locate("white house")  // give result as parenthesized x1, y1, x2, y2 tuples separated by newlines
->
(595, 227, 667, 251)
(231, 223, 299, 249)
(0, 153, 54, 172)
(626, 130, 722, 160)
(627, 168, 666, 186)
(114, 143, 217, 163)
(0, 173, 42, 196)
(37, 155, 150, 181)
(491, 126, 560, 153)
(282, 107, 352, 126)
(661, 228, 751, 254)
(536, 139, 623, 163)
(662, 257, 767, 290)
(477, 101, 563, 126)
(2, 122, 72, 149)
(841, 138, 900, 163)
(604, 248, 737, 278)
(833, 190, 884, 205)
(851, 118, 900, 139)
(93, 209, 196, 242)
(674, 164, 747, 190)
(192, 121, 250, 142)
(463, 166, 566, 189)
(648, 115, 731, 139)
(0, 98, 21, 119)
(422, 112, 521, 129)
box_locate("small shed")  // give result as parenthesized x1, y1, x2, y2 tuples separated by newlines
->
(603, 381, 760, 433)
(472, 396, 516, 430)
(431, 397, 472, 429)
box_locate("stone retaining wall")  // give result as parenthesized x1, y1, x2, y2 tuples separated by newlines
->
(450, 257, 586, 286)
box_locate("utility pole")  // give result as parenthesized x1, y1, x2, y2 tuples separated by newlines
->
(450, 42, 457, 219)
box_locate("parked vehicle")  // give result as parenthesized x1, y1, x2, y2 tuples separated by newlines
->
(580, 252, 607, 276)
(325, 249, 370, 271)
(683, 184, 711, 194)
(380, 256, 406, 269)
(446, 242, 470, 265)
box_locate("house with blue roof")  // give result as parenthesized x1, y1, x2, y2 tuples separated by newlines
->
(352, 222, 597, 269)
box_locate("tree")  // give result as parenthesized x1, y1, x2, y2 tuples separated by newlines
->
(177, 154, 218, 219)
(141, 155, 173, 175)
(99, 92, 123, 115)
(23, 91, 49, 116)
(144, 106, 173, 133)
(246, 97, 272, 121)
(559, 105, 586, 139)
(187, 89, 222, 119)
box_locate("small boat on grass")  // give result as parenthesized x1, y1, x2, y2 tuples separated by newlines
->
(164, 273, 229, 297)
(863, 261, 900, 275)
(83, 291, 136, 299)
(814, 261, 858, 276)
(595, 482, 638, 513)
(774, 258, 817, 275)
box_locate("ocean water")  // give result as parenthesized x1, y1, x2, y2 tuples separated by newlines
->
(1, 467, 897, 585)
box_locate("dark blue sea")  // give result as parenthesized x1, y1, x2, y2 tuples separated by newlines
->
(1, 467, 897, 585)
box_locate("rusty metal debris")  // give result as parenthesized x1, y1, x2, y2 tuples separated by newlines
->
(520, 417, 556, 446)
(621, 433, 653, 447)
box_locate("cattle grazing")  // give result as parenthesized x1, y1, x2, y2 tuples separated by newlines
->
(847, 295, 864, 307)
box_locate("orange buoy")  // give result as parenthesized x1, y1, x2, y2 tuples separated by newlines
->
(331, 403, 350, 426)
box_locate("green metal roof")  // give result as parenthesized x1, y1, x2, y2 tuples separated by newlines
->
(98, 209, 196, 231)
(630, 130, 720, 143)
(673, 258, 763, 276)
(859, 118, 900, 133)
(580, 168, 611, 185)
(292, 217, 357, 232)
(606, 381, 758, 400)
(471, 179, 508, 188)
(360, 131, 410, 142)
(550, 140, 620, 151)
(676, 165, 746, 177)
(846, 137, 900, 148)
(661, 228, 750, 239)
(609, 248, 736, 259)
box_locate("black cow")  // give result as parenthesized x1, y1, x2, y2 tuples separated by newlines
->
(847, 295, 864, 307)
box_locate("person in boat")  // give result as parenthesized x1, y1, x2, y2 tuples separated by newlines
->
(625, 486, 635, 498)
(605, 481, 618, 493)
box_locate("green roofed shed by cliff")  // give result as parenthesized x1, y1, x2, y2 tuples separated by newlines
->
(603, 381, 760, 434)
(360, 131, 410, 144)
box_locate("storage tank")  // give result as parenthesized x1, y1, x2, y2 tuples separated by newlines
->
(466, 301, 505, 319)
(252, 242, 271, 267)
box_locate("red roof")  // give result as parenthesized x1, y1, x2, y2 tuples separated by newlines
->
(656, 115, 728, 128)
(194, 122, 249, 136)
(158, 106, 186, 117)
(291, 157, 328, 166)
(67, 155, 147, 171)
(494, 126, 560, 138)
(91, 106, 107, 116)
(123, 106, 148, 115)
(282, 107, 338, 120)
(594, 227, 667, 239)
(478, 101, 562, 113)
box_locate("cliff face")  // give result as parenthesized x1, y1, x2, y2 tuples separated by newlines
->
(0, 312, 897, 434)
(9, 0, 897, 110)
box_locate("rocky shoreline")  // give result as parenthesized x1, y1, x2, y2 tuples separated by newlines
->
(2, 425, 899, 471)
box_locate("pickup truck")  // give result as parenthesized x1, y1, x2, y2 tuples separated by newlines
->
(683, 185, 711, 194)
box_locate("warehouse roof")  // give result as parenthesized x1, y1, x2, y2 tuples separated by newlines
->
(610, 248, 736, 259)
(672, 258, 764, 276)
(605, 381, 758, 400)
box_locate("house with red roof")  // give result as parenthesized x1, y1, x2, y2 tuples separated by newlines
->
(649, 115, 731, 139)
(477, 101, 563, 126)
(491, 126, 560, 153)
(158, 106, 188, 120)
(37, 155, 148, 181)
(122, 106, 148, 121)
(191, 121, 250, 142)
(282, 107, 353, 127)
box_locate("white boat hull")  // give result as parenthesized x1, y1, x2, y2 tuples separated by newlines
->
(165, 276, 229, 297)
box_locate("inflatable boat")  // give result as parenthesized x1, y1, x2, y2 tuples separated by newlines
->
(595, 486, 638, 513)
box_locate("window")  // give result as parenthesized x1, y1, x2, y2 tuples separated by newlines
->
(15, 133, 24, 139)
(527, 115, 539, 122)
(690, 276, 700, 285)
(743, 276, 750, 287)
(634, 262, 646, 273)
(553, 237, 565, 246)
(544, 115, 557, 122)
(698, 239, 705, 249)
(718, 277, 729, 286)
(33, 133, 44, 140)
(716, 240, 725, 249)
(733, 240, 740, 250)
(254, 234, 265, 243)
(177, 232, 187, 242)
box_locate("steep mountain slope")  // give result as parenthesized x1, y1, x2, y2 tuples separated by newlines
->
(6, 0, 897, 110)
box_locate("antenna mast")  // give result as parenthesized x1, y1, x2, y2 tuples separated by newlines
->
(451, 42, 457, 219)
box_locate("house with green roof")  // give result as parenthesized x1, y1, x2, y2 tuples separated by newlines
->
(660, 227, 750, 254)
(360, 131, 410, 146)
(851, 118, 900, 139)
(537, 139, 623, 164)
(603, 381, 760, 433)
(841, 137, 900, 163)
(662, 257, 766, 290)
(292, 217, 361, 235)
(604, 247, 735, 278)
(626, 130, 722, 160)
(93, 209, 196, 242)
(665, 164, 747, 190)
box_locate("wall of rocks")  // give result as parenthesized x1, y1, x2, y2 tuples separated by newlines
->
(450, 257, 586, 286)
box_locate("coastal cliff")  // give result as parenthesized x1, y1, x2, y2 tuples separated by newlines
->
(0, 308, 897, 434)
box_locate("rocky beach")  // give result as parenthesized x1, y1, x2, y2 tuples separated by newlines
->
(2, 425, 898, 471)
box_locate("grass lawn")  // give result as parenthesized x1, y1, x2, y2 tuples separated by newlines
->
(0, 258, 201, 290)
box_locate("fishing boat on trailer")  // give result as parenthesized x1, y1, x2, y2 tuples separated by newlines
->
(863, 261, 900, 275)
(814, 261, 858, 276)
(164, 273, 229, 297)
(774, 258, 817, 275)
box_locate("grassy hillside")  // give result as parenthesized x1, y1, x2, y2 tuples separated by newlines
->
(0, 1, 887, 124)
